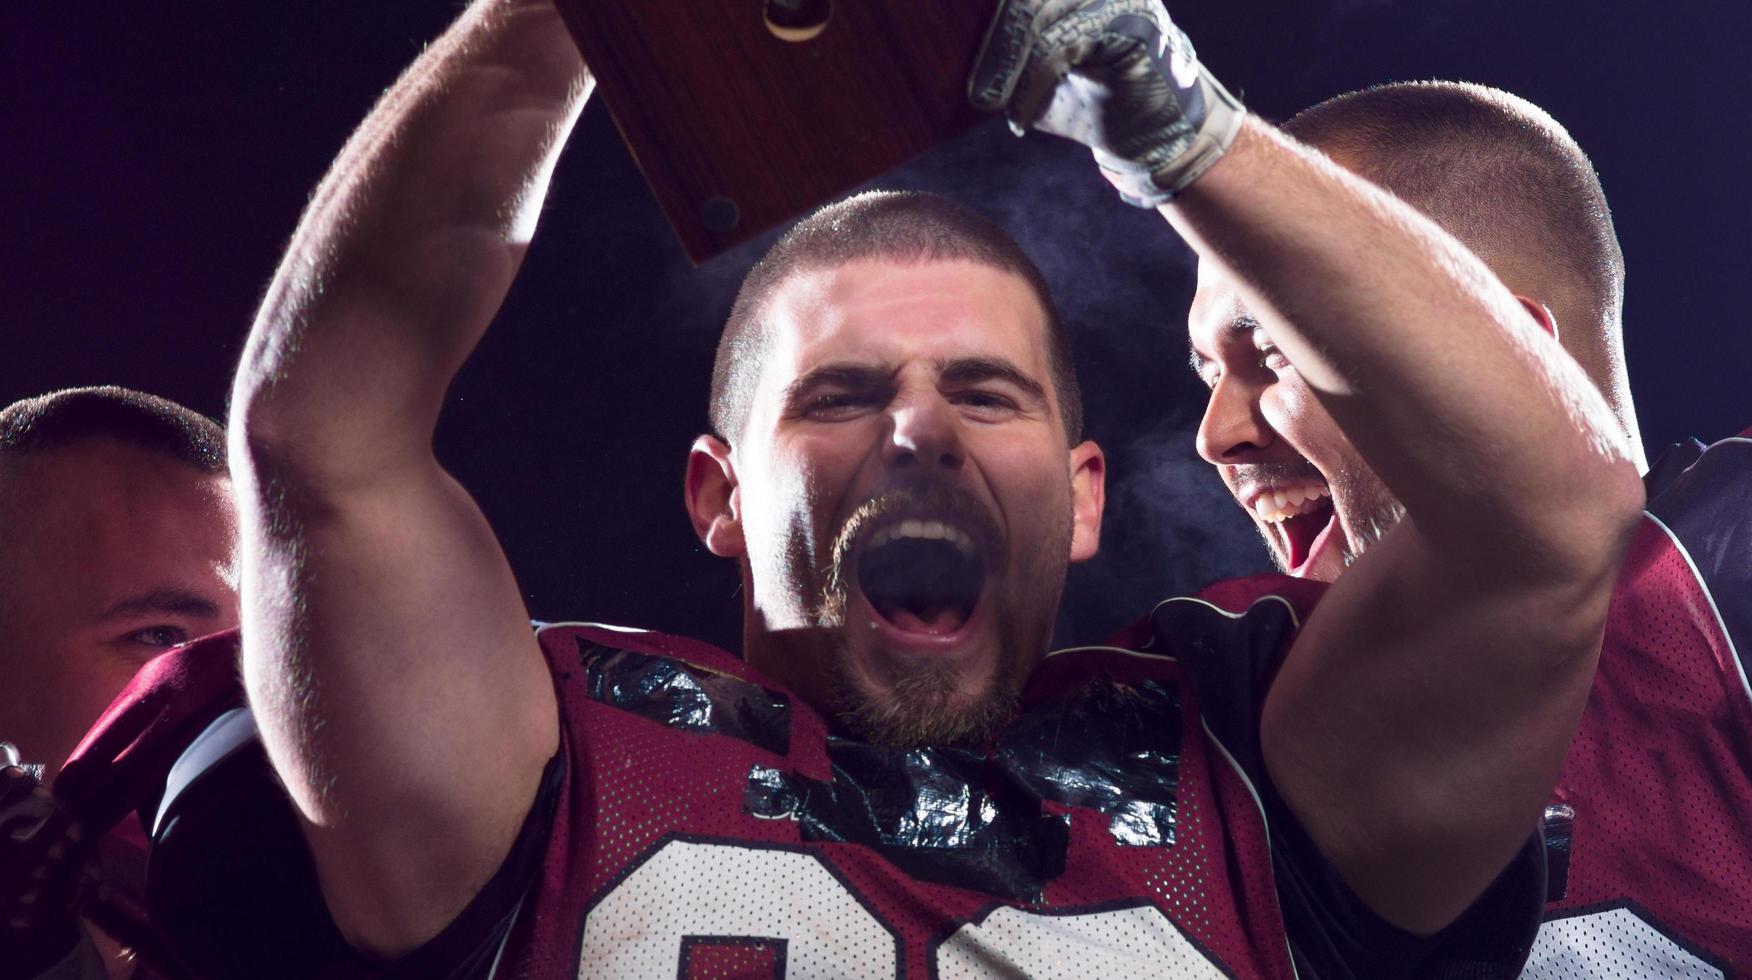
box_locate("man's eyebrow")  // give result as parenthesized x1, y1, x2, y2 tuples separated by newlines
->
(782, 362, 896, 402)
(1188, 313, 1264, 374)
(97, 590, 221, 622)
(936, 356, 1049, 405)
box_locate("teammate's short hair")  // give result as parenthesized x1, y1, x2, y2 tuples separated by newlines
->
(0, 386, 226, 474)
(1284, 81, 1624, 325)
(710, 191, 1083, 442)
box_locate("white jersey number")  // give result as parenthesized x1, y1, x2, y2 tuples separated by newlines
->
(936, 904, 1229, 979)
(579, 840, 1229, 979)
(577, 840, 895, 978)
(1521, 907, 1724, 979)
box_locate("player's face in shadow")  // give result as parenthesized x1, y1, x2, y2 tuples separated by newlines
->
(0, 441, 239, 778)
(1187, 268, 1403, 583)
(729, 259, 1104, 745)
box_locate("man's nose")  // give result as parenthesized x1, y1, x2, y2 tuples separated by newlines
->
(1196, 376, 1276, 464)
(885, 395, 965, 471)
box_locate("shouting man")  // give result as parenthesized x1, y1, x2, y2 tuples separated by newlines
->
(82, 1, 1644, 977)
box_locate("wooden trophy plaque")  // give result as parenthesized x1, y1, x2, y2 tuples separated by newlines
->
(554, 0, 1001, 264)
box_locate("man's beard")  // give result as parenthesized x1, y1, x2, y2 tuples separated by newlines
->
(809, 481, 1066, 748)
(834, 655, 1020, 749)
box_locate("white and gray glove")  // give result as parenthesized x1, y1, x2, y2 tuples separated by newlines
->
(969, 0, 1245, 207)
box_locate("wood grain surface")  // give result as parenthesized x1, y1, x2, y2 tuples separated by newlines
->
(555, 0, 1000, 263)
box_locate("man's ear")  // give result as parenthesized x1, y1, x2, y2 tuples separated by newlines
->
(1515, 295, 1559, 341)
(685, 435, 744, 558)
(1068, 440, 1106, 563)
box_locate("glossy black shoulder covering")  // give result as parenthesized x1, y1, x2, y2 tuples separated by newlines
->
(579, 643, 791, 756)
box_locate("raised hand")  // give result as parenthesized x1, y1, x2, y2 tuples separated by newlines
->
(969, 0, 1244, 206)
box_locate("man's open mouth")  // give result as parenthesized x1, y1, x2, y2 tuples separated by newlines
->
(855, 519, 988, 636)
(1251, 483, 1337, 573)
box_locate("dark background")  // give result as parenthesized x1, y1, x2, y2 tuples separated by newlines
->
(3, 1, 1747, 652)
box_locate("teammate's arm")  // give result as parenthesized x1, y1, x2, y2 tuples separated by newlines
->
(973, 1, 1644, 934)
(1170, 120, 1641, 932)
(229, 0, 589, 956)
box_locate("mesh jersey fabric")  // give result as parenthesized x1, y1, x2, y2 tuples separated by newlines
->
(371, 574, 1539, 979)
(61, 578, 1546, 979)
(1522, 429, 1752, 979)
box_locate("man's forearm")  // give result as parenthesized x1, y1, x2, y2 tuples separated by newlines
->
(234, 0, 590, 479)
(1166, 120, 1643, 575)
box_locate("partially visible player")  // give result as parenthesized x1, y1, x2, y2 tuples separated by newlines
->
(0, 386, 239, 979)
(0, 387, 238, 781)
(1189, 82, 1752, 974)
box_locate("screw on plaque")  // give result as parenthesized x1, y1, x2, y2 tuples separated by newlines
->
(701, 197, 741, 235)
(764, 0, 832, 42)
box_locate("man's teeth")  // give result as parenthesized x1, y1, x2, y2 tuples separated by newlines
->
(1251, 484, 1331, 523)
(867, 519, 977, 555)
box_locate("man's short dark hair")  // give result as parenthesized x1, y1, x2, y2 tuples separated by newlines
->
(709, 191, 1083, 442)
(1284, 81, 1623, 325)
(0, 386, 226, 474)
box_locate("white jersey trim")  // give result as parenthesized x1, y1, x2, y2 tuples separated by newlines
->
(1148, 592, 1307, 631)
(485, 892, 526, 980)
(1042, 590, 1305, 664)
(1641, 510, 1752, 710)
(534, 620, 651, 638)
(1042, 643, 1178, 663)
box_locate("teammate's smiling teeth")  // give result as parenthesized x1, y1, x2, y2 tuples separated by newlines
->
(1251, 483, 1331, 523)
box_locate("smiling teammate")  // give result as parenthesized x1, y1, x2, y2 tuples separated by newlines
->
(1190, 81, 1752, 975)
(73, 0, 1650, 976)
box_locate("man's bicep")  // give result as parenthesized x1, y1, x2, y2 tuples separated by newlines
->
(240, 458, 557, 956)
(1260, 522, 1602, 935)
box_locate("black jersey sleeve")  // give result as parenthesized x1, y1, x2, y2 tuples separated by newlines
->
(1643, 430, 1752, 680)
(371, 751, 563, 980)
(145, 707, 564, 980)
(1153, 591, 1545, 980)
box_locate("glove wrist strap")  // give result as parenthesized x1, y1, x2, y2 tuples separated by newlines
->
(1157, 72, 1244, 196)
(1104, 71, 1245, 208)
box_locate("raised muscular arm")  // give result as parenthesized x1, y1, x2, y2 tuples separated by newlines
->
(1167, 119, 1641, 931)
(229, 0, 590, 955)
(975, 1, 1644, 934)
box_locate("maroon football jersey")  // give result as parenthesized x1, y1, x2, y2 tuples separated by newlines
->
(56, 581, 1543, 978)
(1524, 431, 1752, 978)
(508, 622, 1289, 977)
(472, 576, 1536, 980)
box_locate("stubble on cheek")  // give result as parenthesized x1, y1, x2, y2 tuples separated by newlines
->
(1326, 462, 1406, 567)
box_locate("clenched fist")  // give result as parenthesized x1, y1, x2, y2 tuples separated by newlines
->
(969, 0, 1244, 206)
